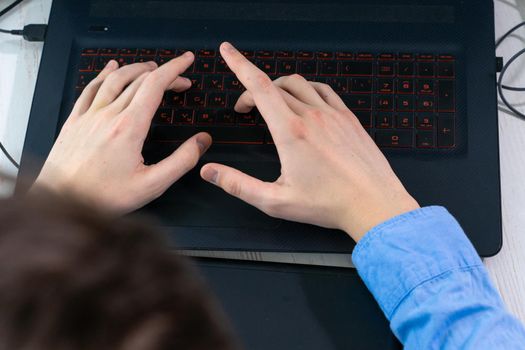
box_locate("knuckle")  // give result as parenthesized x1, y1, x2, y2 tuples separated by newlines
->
(255, 73, 273, 91)
(288, 117, 309, 140)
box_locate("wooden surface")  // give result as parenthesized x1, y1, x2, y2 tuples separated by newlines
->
(0, 0, 524, 323)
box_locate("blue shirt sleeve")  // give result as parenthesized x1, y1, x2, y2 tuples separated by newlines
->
(352, 206, 525, 349)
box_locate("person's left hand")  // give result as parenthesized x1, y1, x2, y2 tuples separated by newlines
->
(33, 53, 212, 214)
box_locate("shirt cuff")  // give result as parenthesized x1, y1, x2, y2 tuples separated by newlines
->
(351, 206, 483, 319)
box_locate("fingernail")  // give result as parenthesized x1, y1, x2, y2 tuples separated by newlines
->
(183, 51, 193, 58)
(203, 167, 218, 184)
(147, 61, 157, 68)
(196, 133, 211, 154)
(106, 60, 117, 69)
(180, 77, 192, 85)
(222, 42, 236, 53)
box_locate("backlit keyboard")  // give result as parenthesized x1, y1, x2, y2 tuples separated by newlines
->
(76, 48, 457, 149)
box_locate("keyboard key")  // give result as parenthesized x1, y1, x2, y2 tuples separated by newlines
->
(416, 113, 434, 129)
(297, 51, 314, 59)
(376, 130, 413, 148)
(216, 110, 236, 124)
(417, 96, 435, 111)
(164, 91, 186, 107)
(398, 53, 414, 61)
(240, 50, 255, 58)
(224, 76, 244, 90)
(317, 51, 334, 59)
(196, 110, 216, 124)
(396, 112, 414, 128)
(81, 48, 98, 55)
(119, 48, 138, 56)
(207, 93, 227, 108)
(437, 114, 455, 148)
(186, 92, 206, 107)
(398, 62, 414, 77)
(376, 95, 394, 111)
(376, 112, 393, 128)
(336, 52, 354, 60)
(377, 62, 395, 77)
(236, 112, 258, 125)
(256, 60, 277, 74)
(299, 60, 317, 75)
(227, 92, 242, 108)
(438, 80, 455, 111)
(198, 49, 215, 57)
(187, 74, 203, 90)
(203, 75, 224, 90)
(397, 95, 415, 111)
(116, 57, 135, 66)
(195, 59, 215, 73)
(153, 109, 173, 124)
(76, 73, 96, 88)
(377, 79, 394, 94)
(353, 111, 372, 127)
(378, 53, 395, 60)
(277, 51, 294, 58)
(140, 48, 157, 56)
(174, 109, 194, 124)
(417, 80, 434, 94)
(325, 77, 349, 93)
(418, 62, 435, 77)
(438, 61, 455, 77)
(256, 50, 274, 59)
(278, 60, 297, 74)
(357, 53, 374, 60)
(159, 49, 176, 56)
(417, 131, 434, 148)
(100, 48, 118, 55)
(351, 78, 373, 93)
(342, 95, 372, 110)
(398, 79, 414, 94)
(152, 126, 266, 144)
(417, 54, 435, 61)
(341, 62, 373, 76)
(79, 56, 94, 71)
(216, 58, 231, 73)
(320, 61, 338, 75)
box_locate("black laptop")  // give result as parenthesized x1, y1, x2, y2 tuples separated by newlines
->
(17, 0, 499, 348)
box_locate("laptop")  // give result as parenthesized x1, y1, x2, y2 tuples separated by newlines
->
(19, 0, 501, 257)
(17, 0, 499, 347)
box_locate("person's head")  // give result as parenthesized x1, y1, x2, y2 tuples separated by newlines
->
(0, 188, 239, 350)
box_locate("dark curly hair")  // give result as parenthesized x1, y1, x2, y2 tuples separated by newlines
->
(0, 188, 239, 350)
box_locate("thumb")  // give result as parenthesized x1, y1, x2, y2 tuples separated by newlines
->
(145, 132, 212, 189)
(200, 163, 279, 212)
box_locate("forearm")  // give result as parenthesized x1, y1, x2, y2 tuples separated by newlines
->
(352, 207, 525, 349)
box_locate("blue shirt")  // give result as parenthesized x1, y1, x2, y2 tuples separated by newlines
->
(352, 206, 525, 349)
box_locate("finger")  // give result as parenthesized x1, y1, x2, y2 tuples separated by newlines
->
(168, 76, 192, 92)
(126, 52, 195, 126)
(106, 72, 149, 113)
(235, 88, 311, 115)
(89, 61, 158, 112)
(272, 75, 328, 108)
(219, 42, 296, 130)
(70, 60, 119, 118)
(201, 163, 279, 212)
(144, 132, 212, 191)
(309, 82, 348, 111)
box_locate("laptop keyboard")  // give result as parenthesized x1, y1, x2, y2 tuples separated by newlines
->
(76, 48, 456, 150)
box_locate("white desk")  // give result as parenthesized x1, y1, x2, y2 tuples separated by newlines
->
(1, 0, 524, 323)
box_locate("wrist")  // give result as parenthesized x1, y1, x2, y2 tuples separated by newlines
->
(339, 193, 420, 242)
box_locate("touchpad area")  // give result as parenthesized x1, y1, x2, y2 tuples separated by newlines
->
(140, 159, 282, 229)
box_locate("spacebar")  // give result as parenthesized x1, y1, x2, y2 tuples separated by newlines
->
(151, 125, 266, 144)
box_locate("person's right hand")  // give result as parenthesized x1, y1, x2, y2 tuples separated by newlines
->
(200, 43, 420, 242)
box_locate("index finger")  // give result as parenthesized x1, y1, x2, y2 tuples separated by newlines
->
(126, 52, 195, 125)
(220, 42, 295, 129)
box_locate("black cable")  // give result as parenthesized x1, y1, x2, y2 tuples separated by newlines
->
(0, 142, 19, 169)
(0, 0, 25, 18)
(496, 21, 525, 120)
